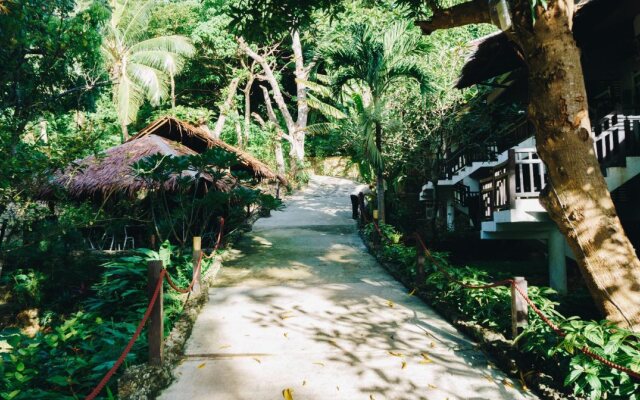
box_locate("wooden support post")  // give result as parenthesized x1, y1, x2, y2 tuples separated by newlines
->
(511, 276, 528, 340)
(416, 246, 426, 287)
(507, 149, 517, 210)
(148, 260, 164, 366)
(358, 192, 365, 227)
(192, 236, 202, 294)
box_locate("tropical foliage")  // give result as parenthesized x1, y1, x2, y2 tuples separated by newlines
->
(102, 0, 195, 139)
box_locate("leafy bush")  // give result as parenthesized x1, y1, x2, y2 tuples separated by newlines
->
(0, 244, 213, 399)
(10, 270, 46, 308)
(369, 237, 640, 399)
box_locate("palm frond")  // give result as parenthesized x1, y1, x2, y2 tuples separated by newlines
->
(384, 62, 432, 96)
(129, 35, 195, 58)
(296, 78, 332, 97)
(307, 95, 347, 120)
(122, 0, 156, 46)
(303, 122, 339, 136)
(116, 74, 144, 125)
(126, 62, 168, 105)
(362, 123, 383, 170)
(130, 50, 183, 75)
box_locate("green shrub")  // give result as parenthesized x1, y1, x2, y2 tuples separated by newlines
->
(371, 237, 640, 399)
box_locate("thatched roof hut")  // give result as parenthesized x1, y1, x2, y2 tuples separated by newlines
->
(42, 134, 234, 199)
(42, 116, 285, 200)
(455, 0, 637, 89)
(132, 117, 286, 184)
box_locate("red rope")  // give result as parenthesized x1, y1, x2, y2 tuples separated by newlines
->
(203, 217, 225, 259)
(84, 269, 166, 400)
(85, 220, 227, 398)
(413, 231, 640, 381)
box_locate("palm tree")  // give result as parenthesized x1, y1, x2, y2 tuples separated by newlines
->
(324, 22, 430, 223)
(102, 0, 195, 140)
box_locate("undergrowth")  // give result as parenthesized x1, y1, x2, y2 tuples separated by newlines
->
(0, 242, 213, 400)
(364, 222, 640, 400)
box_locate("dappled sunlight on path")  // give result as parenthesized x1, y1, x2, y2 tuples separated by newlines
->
(159, 175, 537, 400)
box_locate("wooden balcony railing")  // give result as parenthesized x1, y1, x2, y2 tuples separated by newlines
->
(593, 113, 640, 168)
(478, 113, 640, 221)
(480, 149, 547, 220)
(440, 119, 533, 181)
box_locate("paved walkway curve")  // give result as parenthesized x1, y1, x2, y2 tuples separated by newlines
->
(159, 176, 538, 400)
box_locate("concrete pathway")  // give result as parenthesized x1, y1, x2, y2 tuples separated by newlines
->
(159, 176, 537, 400)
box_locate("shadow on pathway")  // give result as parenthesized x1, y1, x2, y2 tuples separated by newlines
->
(159, 176, 538, 400)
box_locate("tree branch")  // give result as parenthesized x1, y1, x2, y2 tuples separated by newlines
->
(238, 37, 296, 134)
(259, 85, 292, 142)
(415, 0, 492, 35)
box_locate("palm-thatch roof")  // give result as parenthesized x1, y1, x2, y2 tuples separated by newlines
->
(132, 117, 286, 184)
(42, 134, 234, 199)
(455, 0, 637, 89)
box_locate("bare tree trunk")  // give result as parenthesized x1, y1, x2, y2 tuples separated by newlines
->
(243, 75, 254, 145)
(292, 29, 310, 164)
(375, 122, 385, 223)
(520, 1, 640, 330)
(239, 33, 313, 166)
(234, 114, 243, 148)
(274, 135, 286, 176)
(212, 77, 240, 140)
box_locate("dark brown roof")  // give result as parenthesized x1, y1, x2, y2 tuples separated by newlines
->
(131, 117, 287, 184)
(454, 0, 634, 89)
(42, 134, 234, 199)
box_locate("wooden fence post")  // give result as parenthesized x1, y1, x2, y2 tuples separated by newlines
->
(192, 236, 202, 294)
(148, 260, 164, 366)
(358, 192, 365, 227)
(511, 276, 528, 340)
(416, 247, 426, 287)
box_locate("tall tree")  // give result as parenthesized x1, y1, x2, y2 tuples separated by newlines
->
(413, 0, 640, 332)
(324, 22, 430, 223)
(238, 31, 314, 172)
(102, 0, 195, 140)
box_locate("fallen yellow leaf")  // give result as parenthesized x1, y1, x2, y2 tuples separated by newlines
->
(252, 358, 261, 364)
(313, 362, 325, 367)
(282, 388, 294, 400)
(408, 288, 416, 296)
(428, 384, 437, 389)
(430, 341, 436, 348)
(387, 300, 394, 308)
(219, 345, 231, 350)
(197, 363, 206, 369)
(388, 351, 404, 357)
(502, 379, 514, 388)
(401, 361, 407, 369)
(284, 332, 289, 338)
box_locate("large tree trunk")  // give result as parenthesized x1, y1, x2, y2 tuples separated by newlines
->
(375, 122, 386, 223)
(274, 135, 286, 176)
(417, 0, 640, 330)
(520, 1, 640, 330)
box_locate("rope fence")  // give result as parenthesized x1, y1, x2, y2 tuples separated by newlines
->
(366, 207, 640, 381)
(359, 193, 640, 380)
(84, 218, 226, 400)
